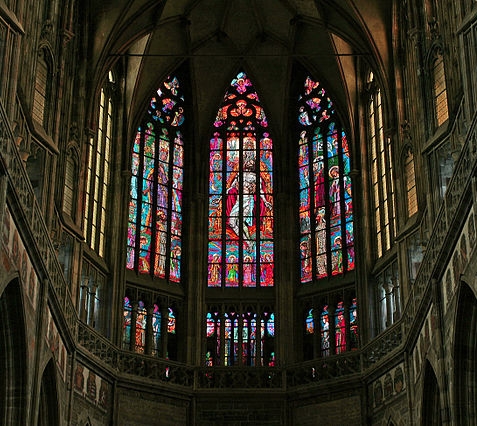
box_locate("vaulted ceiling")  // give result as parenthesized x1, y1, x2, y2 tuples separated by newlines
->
(88, 0, 393, 140)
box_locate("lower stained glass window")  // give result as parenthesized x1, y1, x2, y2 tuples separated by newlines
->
(206, 309, 275, 366)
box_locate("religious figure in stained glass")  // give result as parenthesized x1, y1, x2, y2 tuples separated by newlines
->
(334, 301, 346, 354)
(126, 76, 184, 282)
(208, 71, 274, 288)
(298, 76, 354, 282)
(321, 305, 330, 356)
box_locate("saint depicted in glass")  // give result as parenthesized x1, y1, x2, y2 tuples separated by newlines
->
(298, 76, 354, 282)
(208, 71, 274, 288)
(127, 76, 184, 282)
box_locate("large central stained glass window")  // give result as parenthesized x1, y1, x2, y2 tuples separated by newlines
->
(126, 76, 184, 282)
(208, 71, 274, 288)
(298, 76, 354, 282)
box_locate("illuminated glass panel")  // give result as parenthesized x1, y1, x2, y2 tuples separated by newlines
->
(135, 301, 147, 353)
(224, 312, 239, 366)
(208, 71, 274, 288)
(122, 297, 132, 349)
(405, 148, 418, 217)
(242, 311, 257, 366)
(206, 311, 220, 366)
(433, 53, 449, 127)
(334, 301, 346, 354)
(320, 305, 330, 356)
(298, 76, 354, 282)
(127, 76, 185, 281)
(84, 72, 114, 257)
(205, 309, 275, 366)
(367, 73, 395, 258)
(33, 49, 48, 126)
(306, 309, 314, 334)
(167, 308, 176, 334)
(349, 298, 359, 350)
(152, 304, 162, 356)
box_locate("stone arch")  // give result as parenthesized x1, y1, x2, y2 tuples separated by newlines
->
(37, 358, 60, 426)
(421, 360, 441, 425)
(0, 278, 28, 425)
(454, 281, 477, 425)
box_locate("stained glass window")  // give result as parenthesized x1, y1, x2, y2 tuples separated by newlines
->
(208, 71, 274, 288)
(122, 297, 132, 350)
(367, 72, 395, 258)
(126, 76, 185, 281)
(349, 298, 359, 350)
(433, 52, 448, 127)
(298, 76, 354, 282)
(135, 301, 147, 353)
(122, 297, 177, 357)
(205, 309, 275, 366)
(84, 72, 114, 257)
(404, 147, 418, 217)
(305, 298, 357, 357)
(167, 308, 176, 334)
(33, 48, 50, 127)
(320, 305, 330, 356)
(334, 301, 346, 354)
(306, 309, 314, 334)
(152, 304, 161, 356)
(63, 149, 77, 219)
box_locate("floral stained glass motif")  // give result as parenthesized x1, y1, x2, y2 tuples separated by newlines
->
(298, 76, 354, 282)
(208, 71, 274, 288)
(126, 76, 184, 282)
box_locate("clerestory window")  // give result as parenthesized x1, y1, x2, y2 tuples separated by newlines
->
(298, 76, 355, 282)
(126, 75, 185, 282)
(207, 71, 274, 288)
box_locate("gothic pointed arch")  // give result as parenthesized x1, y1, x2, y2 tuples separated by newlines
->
(454, 281, 477, 426)
(421, 361, 442, 425)
(204, 70, 276, 368)
(126, 73, 187, 282)
(0, 279, 27, 425)
(207, 70, 274, 289)
(297, 74, 354, 282)
(38, 359, 60, 426)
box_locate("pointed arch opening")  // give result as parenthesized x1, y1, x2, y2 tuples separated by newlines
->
(207, 71, 274, 289)
(422, 361, 442, 425)
(38, 359, 60, 426)
(297, 75, 354, 282)
(0, 280, 27, 425)
(454, 282, 477, 425)
(126, 75, 186, 282)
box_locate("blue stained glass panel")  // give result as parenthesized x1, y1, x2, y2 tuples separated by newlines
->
(126, 75, 184, 280)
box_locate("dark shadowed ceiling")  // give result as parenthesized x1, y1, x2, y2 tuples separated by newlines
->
(87, 0, 393, 140)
